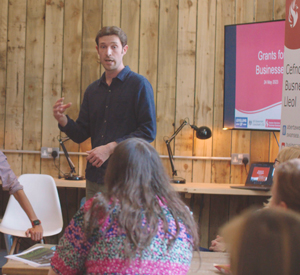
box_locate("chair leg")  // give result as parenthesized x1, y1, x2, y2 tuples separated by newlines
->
(4, 234, 13, 255)
(9, 237, 19, 255)
(15, 238, 21, 254)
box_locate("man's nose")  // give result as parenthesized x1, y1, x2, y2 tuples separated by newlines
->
(106, 47, 112, 56)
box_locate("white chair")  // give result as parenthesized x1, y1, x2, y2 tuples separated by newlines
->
(0, 174, 63, 254)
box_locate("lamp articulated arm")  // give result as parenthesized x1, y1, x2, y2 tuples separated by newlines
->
(58, 137, 76, 174)
(165, 140, 177, 177)
(164, 119, 189, 183)
(58, 137, 84, 180)
(164, 119, 212, 184)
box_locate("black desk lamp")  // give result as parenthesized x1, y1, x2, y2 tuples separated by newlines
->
(58, 137, 85, 180)
(164, 119, 212, 184)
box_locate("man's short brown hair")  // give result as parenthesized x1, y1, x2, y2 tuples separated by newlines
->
(95, 26, 127, 47)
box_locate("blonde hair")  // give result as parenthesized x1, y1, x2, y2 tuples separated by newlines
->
(221, 208, 300, 275)
(276, 145, 300, 163)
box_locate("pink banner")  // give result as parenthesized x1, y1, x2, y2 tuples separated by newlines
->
(235, 21, 284, 113)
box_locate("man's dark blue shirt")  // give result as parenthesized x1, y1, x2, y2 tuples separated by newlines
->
(60, 66, 156, 184)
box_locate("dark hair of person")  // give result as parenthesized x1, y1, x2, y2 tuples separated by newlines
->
(221, 208, 300, 275)
(95, 26, 127, 47)
(84, 138, 198, 258)
(273, 158, 300, 213)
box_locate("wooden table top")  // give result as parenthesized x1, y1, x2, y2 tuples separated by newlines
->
(2, 248, 229, 275)
(54, 177, 86, 188)
(172, 182, 271, 196)
(53, 178, 271, 196)
(2, 244, 54, 275)
(188, 251, 230, 274)
(1, 177, 271, 196)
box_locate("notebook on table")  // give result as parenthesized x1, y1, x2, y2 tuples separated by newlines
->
(230, 162, 275, 191)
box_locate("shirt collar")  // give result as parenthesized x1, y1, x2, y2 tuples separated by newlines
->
(99, 66, 131, 85)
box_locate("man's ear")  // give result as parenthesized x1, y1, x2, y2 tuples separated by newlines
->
(122, 45, 128, 55)
(278, 201, 288, 210)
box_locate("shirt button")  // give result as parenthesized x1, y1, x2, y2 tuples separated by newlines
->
(106, 105, 108, 108)
(104, 120, 106, 123)
(109, 90, 111, 93)
(101, 135, 104, 138)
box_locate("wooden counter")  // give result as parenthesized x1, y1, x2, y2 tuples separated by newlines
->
(172, 182, 271, 196)
(1, 178, 271, 197)
(2, 243, 229, 275)
(53, 178, 271, 196)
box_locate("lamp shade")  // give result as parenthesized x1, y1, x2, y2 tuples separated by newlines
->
(191, 125, 212, 139)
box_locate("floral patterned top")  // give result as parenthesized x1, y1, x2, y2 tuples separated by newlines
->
(51, 196, 194, 275)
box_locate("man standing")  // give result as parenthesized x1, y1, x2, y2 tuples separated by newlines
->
(53, 26, 156, 200)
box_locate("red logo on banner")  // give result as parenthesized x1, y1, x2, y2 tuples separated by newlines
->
(265, 119, 281, 128)
(285, 0, 300, 49)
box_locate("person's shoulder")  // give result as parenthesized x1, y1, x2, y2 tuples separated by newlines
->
(82, 79, 105, 100)
(85, 78, 101, 90)
(128, 70, 149, 83)
(157, 198, 173, 217)
(123, 66, 150, 84)
(0, 151, 8, 165)
(0, 151, 5, 158)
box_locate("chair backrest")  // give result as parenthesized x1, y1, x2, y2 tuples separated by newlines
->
(0, 174, 63, 237)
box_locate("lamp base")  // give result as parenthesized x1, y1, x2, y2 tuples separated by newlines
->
(64, 175, 85, 181)
(170, 177, 186, 184)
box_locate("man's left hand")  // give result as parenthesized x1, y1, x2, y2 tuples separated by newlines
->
(86, 142, 117, 168)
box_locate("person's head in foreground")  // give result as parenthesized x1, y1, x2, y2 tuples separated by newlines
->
(270, 158, 300, 212)
(221, 208, 300, 275)
(264, 145, 300, 208)
(274, 145, 300, 167)
(49, 138, 198, 275)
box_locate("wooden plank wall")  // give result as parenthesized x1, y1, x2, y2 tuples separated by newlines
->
(0, 0, 285, 248)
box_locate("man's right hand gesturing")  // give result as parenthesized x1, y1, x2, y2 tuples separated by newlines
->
(53, 97, 72, 127)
